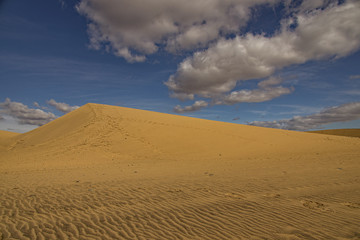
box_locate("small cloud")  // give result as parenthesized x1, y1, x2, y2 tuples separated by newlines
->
(249, 102, 360, 131)
(0, 98, 56, 126)
(221, 86, 294, 105)
(33, 102, 40, 108)
(169, 92, 194, 101)
(349, 75, 360, 79)
(174, 100, 208, 113)
(47, 99, 79, 113)
(33, 101, 48, 110)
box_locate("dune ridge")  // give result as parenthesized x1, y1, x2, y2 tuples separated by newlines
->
(1, 103, 360, 239)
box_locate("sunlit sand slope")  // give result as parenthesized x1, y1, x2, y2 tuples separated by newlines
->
(0, 130, 20, 151)
(309, 128, 360, 138)
(1, 103, 359, 239)
(0, 130, 19, 139)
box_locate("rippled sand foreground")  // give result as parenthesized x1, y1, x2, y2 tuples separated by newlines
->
(1, 104, 359, 239)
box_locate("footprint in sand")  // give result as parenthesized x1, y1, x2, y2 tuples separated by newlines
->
(301, 200, 333, 212)
(341, 202, 360, 209)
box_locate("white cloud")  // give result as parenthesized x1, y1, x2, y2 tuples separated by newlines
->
(174, 100, 208, 113)
(219, 76, 293, 104)
(166, 1, 360, 100)
(47, 99, 79, 113)
(249, 102, 360, 131)
(222, 86, 294, 105)
(0, 98, 56, 126)
(76, 0, 279, 62)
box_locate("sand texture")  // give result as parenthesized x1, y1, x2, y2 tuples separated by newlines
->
(1, 103, 360, 239)
(309, 129, 360, 138)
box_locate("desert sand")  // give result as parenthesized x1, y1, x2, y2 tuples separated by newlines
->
(1, 103, 359, 239)
(309, 129, 360, 138)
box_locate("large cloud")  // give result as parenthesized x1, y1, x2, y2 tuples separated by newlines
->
(0, 98, 56, 126)
(47, 99, 79, 113)
(76, 0, 278, 62)
(249, 102, 360, 131)
(166, 1, 360, 100)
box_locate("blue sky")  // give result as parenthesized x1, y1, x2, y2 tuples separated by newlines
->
(1, 0, 360, 133)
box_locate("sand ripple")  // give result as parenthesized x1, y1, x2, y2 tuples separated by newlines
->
(1, 178, 360, 240)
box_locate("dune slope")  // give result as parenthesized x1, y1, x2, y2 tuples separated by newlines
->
(309, 128, 360, 138)
(1, 103, 360, 239)
(0, 130, 20, 151)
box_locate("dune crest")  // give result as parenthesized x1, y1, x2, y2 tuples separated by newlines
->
(1, 103, 360, 239)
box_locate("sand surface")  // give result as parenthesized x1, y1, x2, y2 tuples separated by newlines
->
(1, 103, 360, 239)
(309, 129, 360, 138)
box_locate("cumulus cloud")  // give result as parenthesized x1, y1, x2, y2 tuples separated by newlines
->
(249, 102, 360, 131)
(76, 0, 278, 62)
(0, 98, 56, 126)
(167, 1, 360, 99)
(174, 100, 208, 113)
(47, 99, 79, 113)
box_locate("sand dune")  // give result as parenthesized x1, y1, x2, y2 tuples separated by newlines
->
(309, 129, 360, 138)
(1, 103, 360, 239)
(0, 130, 20, 152)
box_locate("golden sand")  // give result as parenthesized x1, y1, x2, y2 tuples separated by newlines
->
(1, 103, 359, 239)
(309, 129, 360, 138)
